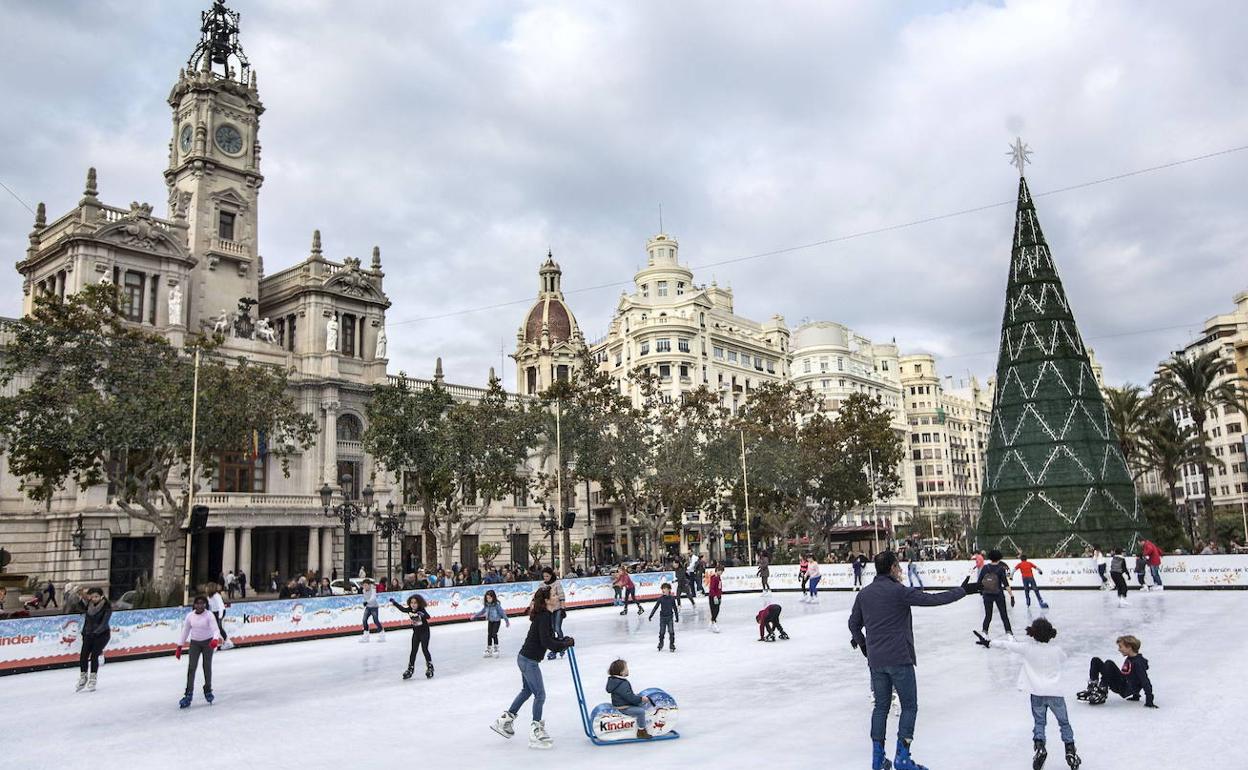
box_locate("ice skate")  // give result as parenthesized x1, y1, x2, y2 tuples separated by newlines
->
(178, 693, 193, 709)
(425, 662, 435, 679)
(658, 642, 664, 651)
(492, 645, 501, 657)
(636, 605, 644, 614)
(483, 647, 493, 658)
(546, 651, 557, 660)
(75, 672, 88, 692)
(765, 633, 776, 642)
(359, 631, 369, 643)
(619, 608, 628, 615)
(893, 738, 928, 770)
(669, 643, 676, 652)
(872, 739, 894, 769)
(779, 631, 790, 640)
(1085, 684, 1108, 705)
(203, 687, 214, 704)
(1117, 597, 1129, 608)
(402, 665, 414, 680)
(377, 628, 386, 642)
(1064, 742, 1081, 769)
(490, 711, 516, 739)
(86, 673, 97, 692)
(711, 622, 720, 633)
(1039, 601, 1050, 609)
(528, 719, 553, 749)
(1032, 739, 1047, 769)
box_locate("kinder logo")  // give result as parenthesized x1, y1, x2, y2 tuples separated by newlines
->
(243, 614, 274, 624)
(0, 635, 36, 646)
(598, 718, 636, 732)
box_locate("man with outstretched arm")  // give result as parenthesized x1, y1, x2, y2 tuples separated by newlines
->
(849, 550, 980, 770)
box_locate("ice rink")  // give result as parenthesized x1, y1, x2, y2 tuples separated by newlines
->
(5, 587, 1238, 769)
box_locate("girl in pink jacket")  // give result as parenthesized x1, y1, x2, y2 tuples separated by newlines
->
(176, 594, 222, 708)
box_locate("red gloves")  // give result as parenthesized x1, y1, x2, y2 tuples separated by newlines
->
(174, 646, 183, 660)
(209, 639, 220, 650)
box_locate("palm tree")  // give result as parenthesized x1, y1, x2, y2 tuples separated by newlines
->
(1152, 350, 1247, 539)
(1104, 384, 1150, 474)
(1138, 412, 1219, 543)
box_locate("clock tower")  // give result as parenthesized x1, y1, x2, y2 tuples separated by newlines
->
(164, 0, 264, 331)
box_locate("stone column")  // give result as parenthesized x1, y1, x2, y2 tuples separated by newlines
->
(322, 401, 340, 485)
(222, 528, 237, 575)
(195, 535, 210, 585)
(308, 526, 321, 578)
(265, 533, 277, 586)
(321, 527, 335, 580)
(238, 527, 253, 582)
(277, 530, 290, 579)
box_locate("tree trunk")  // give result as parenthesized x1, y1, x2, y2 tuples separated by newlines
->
(1195, 416, 1216, 541)
(160, 530, 183, 595)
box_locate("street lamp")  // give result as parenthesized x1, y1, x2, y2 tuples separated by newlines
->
(374, 500, 407, 586)
(70, 513, 85, 555)
(538, 505, 561, 572)
(320, 474, 376, 589)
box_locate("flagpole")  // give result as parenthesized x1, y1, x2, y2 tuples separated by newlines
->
(869, 448, 879, 555)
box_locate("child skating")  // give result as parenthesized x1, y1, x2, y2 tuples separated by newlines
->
(803, 557, 822, 603)
(708, 565, 724, 632)
(756, 603, 788, 641)
(473, 589, 510, 658)
(616, 567, 645, 616)
(1109, 547, 1130, 607)
(75, 587, 111, 693)
(648, 582, 679, 651)
(798, 554, 810, 597)
(1077, 635, 1156, 708)
(973, 618, 1081, 769)
(175, 594, 221, 708)
(978, 549, 1014, 636)
(360, 578, 385, 642)
(389, 594, 433, 679)
(1012, 555, 1048, 609)
(606, 659, 655, 739)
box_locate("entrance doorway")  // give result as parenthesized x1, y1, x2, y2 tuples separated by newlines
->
(108, 537, 155, 601)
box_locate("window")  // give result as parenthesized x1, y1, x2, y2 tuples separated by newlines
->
(677, 338, 690, 352)
(837, 357, 844, 371)
(819, 357, 829, 373)
(915, 465, 924, 476)
(803, 359, 812, 373)
(615, 352, 622, 366)
(213, 451, 266, 493)
(882, 360, 889, 371)
(714, 346, 725, 359)
(218, 211, 236, 241)
(341, 314, 356, 356)
(641, 284, 649, 298)
(556, 365, 570, 382)
(336, 414, 363, 442)
(657, 281, 668, 297)
(913, 450, 922, 460)
(676, 282, 685, 296)
(754, 356, 764, 371)
(656, 338, 671, 353)
(513, 488, 528, 507)
(679, 364, 689, 379)
(122, 271, 144, 322)
(1229, 423, 1242, 434)
(148, 275, 158, 324)
(640, 342, 650, 356)
(914, 364, 921, 373)
(766, 359, 775, 373)
(659, 364, 671, 379)
(822, 379, 830, 389)
(728, 351, 738, 363)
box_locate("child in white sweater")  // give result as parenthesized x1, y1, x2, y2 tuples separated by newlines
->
(974, 617, 1081, 769)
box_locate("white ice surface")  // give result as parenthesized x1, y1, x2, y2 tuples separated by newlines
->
(4, 589, 1237, 769)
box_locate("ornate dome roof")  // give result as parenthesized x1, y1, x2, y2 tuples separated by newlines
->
(524, 296, 574, 343)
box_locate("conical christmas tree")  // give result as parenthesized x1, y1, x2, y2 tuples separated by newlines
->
(976, 143, 1146, 557)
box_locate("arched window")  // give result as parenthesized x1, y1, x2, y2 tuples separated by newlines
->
(337, 413, 363, 442)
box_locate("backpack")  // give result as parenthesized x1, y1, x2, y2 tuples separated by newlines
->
(980, 567, 1002, 594)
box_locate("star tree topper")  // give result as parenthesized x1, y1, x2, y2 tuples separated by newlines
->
(1008, 137, 1033, 176)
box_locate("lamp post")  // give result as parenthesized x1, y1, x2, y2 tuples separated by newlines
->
(320, 474, 376, 590)
(70, 512, 85, 555)
(374, 500, 407, 586)
(539, 505, 561, 572)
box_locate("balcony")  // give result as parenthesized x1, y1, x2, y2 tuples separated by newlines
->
(195, 493, 322, 509)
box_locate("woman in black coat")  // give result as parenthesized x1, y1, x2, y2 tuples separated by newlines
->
(76, 587, 112, 692)
(489, 585, 575, 749)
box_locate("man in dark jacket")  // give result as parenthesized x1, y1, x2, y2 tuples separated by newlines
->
(849, 550, 979, 770)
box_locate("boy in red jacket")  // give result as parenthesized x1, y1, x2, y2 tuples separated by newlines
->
(708, 566, 724, 633)
(1012, 555, 1048, 609)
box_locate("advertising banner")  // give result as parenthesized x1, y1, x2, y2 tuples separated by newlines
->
(0, 571, 674, 674)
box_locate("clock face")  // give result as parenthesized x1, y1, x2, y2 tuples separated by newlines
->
(214, 124, 243, 155)
(179, 124, 193, 153)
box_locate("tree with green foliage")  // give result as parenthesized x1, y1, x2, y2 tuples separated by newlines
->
(0, 285, 318, 590)
(1138, 493, 1191, 552)
(1104, 384, 1151, 474)
(803, 392, 904, 531)
(1152, 350, 1247, 540)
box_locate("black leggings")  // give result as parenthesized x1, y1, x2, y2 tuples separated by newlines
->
(79, 632, 109, 673)
(408, 628, 431, 667)
(799, 575, 809, 595)
(981, 593, 1012, 634)
(677, 582, 696, 605)
(853, 570, 863, 586)
(487, 620, 501, 646)
(1089, 657, 1128, 695)
(710, 596, 721, 622)
(622, 587, 643, 612)
(213, 611, 229, 642)
(184, 639, 214, 695)
(761, 607, 785, 638)
(760, 572, 771, 591)
(1111, 571, 1129, 598)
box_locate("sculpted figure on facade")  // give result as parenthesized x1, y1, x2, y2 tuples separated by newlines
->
(212, 308, 231, 336)
(326, 315, 339, 352)
(375, 325, 387, 359)
(167, 284, 183, 326)
(255, 316, 276, 344)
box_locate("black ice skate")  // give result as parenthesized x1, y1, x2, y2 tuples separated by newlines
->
(765, 633, 776, 642)
(1032, 739, 1047, 769)
(1075, 680, 1097, 701)
(402, 666, 414, 680)
(1064, 742, 1081, 769)
(778, 631, 790, 640)
(425, 662, 435, 679)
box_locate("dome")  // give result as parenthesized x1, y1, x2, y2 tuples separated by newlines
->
(524, 296, 574, 343)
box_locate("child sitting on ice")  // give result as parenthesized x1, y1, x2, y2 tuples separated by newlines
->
(974, 618, 1081, 769)
(606, 659, 654, 739)
(1077, 634, 1156, 709)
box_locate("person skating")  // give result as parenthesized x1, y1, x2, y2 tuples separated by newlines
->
(906, 546, 924, 588)
(473, 589, 510, 658)
(756, 551, 771, 593)
(491, 585, 575, 749)
(1091, 546, 1109, 590)
(674, 561, 697, 607)
(849, 550, 978, 770)
(360, 578, 385, 642)
(708, 565, 724, 632)
(1076, 635, 1156, 708)
(206, 582, 233, 650)
(1141, 539, 1164, 590)
(798, 554, 810, 597)
(756, 603, 788, 641)
(541, 567, 567, 660)
(76, 587, 111, 692)
(1109, 547, 1130, 607)
(606, 659, 655, 739)
(615, 567, 645, 615)
(1134, 551, 1148, 590)
(979, 549, 1014, 636)
(1012, 555, 1048, 609)
(389, 594, 433, 679)
(804, 557, 822, 603)
(175, 595, 222, 708)
(693, 554, 708, 596)
(852, 553, 866, 591)
(648, 582, 679, 651)
(973, 618, 1081, 769)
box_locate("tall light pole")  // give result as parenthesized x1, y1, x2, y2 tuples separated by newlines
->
(320, 474, 375, 589)
(868, 448, 880, 555)
(374, 501, 406, 586)
(739, 429, 753, 566)
(182, 347, 202, 607)
(555, 399, 566, 573)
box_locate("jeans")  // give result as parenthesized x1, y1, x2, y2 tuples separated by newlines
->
(982, 593, 1012, 634)
(184, 639, 214, 695)
(1149, 565, 1163, 586)
(853, 569, 863, 587)
(551, 609, 564, 638)
(658, 616, 675, 647)
(808, 575, 821, 598)
(1029, 695, 1074, 743)
(1136, 570, 1146, 587)
(870, 664, 918, 741)
(79, 632, 109, 673)
(362, 606, 382, 632)
(1022, 577, 1044, 605)
(907, 563, 924, 588)
(508, 654, 546, 720)
(619, 704, 648, 730)
(1096, 564, 1107, 584)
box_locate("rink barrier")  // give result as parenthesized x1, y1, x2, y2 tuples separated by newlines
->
(0, 571, 675, 675)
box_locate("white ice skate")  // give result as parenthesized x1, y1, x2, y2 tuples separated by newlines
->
(75, 672, 88, 692)
(377, 629, 386, 642)
(491, 711, 516, 739)
(492, 645, 501, 657)
(711, 622, 721, 634)
(86, 673, 97, 692)
(529, 720, 553, 749)
(483, 647, 493, 658)
(1118, 597, 1129, 608)
(359, 631, 370, 643)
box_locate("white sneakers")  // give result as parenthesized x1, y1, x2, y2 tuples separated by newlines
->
(491, 711, 516, 738)
(529, 720, 553, 749)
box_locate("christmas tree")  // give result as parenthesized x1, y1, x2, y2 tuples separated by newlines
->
(976, 140, 1147, 556)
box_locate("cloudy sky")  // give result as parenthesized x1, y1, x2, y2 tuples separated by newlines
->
(2, 0, 1245, 390)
